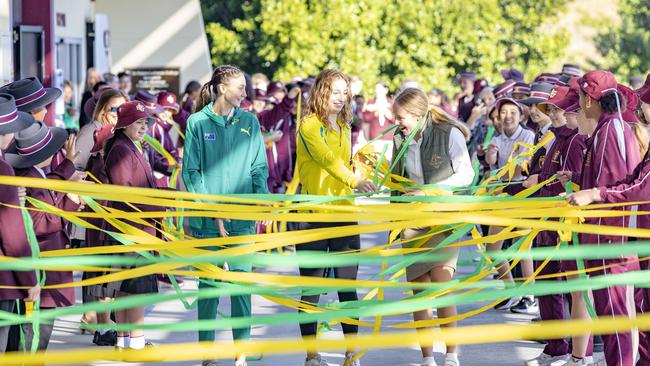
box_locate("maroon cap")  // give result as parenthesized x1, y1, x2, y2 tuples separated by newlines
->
(472, 79, 489, 95)
(253, 88, 268, 101)
(267, 81, 286, 96)
(134, 90, 164, 114)
(618, 84, 639, 123)
(115, 101, 157, 130)
(493, 80, 516, 99)
(578, 70, 617, 101)
(157, 91, 180, 113)
(640, 87, 650, 105)
(240, 98, 253, 112)
(539, 86, 579, 113)
(534, 73, 560, 85)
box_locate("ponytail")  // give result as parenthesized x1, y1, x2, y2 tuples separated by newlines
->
(194, 65, 244, 113)
(631, 122, 649, 158)
(194, 82, 213, 113)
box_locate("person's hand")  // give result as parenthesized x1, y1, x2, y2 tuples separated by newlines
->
(217, 218, 230, 237)
(564, 188, 601, 206)
(487, 144, 498, 156)
(66, 193, 82, 205)
(270, 130, 283, 142)
(403, 189, 425, 196)
(167, 162, 178, 173)
(557, 170, 573, 185)
(470, 104, 487, 119)
(288, 87, 301, 99)
(476, 144, 485, 156)
(355, 179, 377, 193)
(70, 170, 87, 182)
(63, 135, 80, 162)
(25, 284, 40, 302)
(17, 186, 26, 206)
(522, 174, 539, 188)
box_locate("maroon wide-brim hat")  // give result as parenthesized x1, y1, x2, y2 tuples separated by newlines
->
(519, 82, 555, 105)
(635, 74, 650, 99)
(0, 77, 62, 112)
(134, 89, 164, 115)
(495, 96, 524, 114)
(0, 94, 35, 134)
(91, 124, 114, 153)
(538, 85, 579, 113)
(114, 101, 157, 130)
(5, 121, 68, 169)
(157, 91, 180, 113)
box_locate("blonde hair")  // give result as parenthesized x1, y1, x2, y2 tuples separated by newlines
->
(393, 87, 470, 140)
(304, 69, 353, 127)
(631, 123, 649, 158)
(92, 89, 128, 126)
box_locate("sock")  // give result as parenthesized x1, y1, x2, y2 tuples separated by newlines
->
(116, 336, 129, 348)
(446, 353, 459, 363)
(129, 335, 145, 350)
(422, 356, 436, 364)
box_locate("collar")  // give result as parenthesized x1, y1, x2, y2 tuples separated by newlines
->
(539, 122, 552, 135)
(503, 124, 524, 140)
(34, 166, 46, 178)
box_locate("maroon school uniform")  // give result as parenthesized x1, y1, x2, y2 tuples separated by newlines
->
(533, 126, 587, 357)
(258, 95, 297, 192)
(362, 97, 394, 140)
(147, 119, 180, 188)
(15, 159, 79, 308)
(173, 108, 190, 148)
(0, 153, 37, 301)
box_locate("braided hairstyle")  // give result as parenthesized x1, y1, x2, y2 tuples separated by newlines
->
(195, 65, 244, 112)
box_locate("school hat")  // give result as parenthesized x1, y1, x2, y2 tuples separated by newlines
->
(512, 82, 531, 98)
(253, 88, 268, 101)
(157, 91, 180, 113)
(493, 80, 516, 99)
(533, 73, 560, 85)
(134, 90, 164, 115)
(635, 74, 650, 97)
(0, 94, 36, 134)
(266, 81, 286, 96)
(500, 67, 525, 82)
(4, 122, 68, 169)
(240, 98, 253, 112)
(495, 97, 524, 114)
(473, 79, 489, 95)
(578, 70, 617, 101)
(114, 101, 157, 130)
(83, 85, 113, 121)
(561, 64, 582, 78)
(618, 84, 639, 123)
(0, 77, 62, 112)
(538, 85, 579, 114)
(519, 82, 555, 105)
(90, 124, 114, 153)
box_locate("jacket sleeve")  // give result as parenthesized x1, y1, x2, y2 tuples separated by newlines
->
(74, 124, 95, 170)
(0, 164, 37, 287)
(105, 145, 160, 212)
(181, 117, 208, 195)
(600, 156, 650, 203)
(299, 118, 360, 188)
(250, 118, 270, 194)
(46, 158, 81, 212)
(594, 123, 636, 187)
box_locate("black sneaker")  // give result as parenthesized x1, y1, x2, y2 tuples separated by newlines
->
(92, 330, 117, 346)
(494, 296, 521, 310)
(510, 297, 539, 315)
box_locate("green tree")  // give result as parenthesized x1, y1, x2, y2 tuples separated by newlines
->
(597, 0, 650, 81)
(202, 0, 569, 95)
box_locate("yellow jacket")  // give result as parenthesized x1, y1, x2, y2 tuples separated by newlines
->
(296, 114, 359, 203)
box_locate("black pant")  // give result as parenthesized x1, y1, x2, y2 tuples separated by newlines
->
(0, 300, 15, 352)
(296, 222, 360, 337)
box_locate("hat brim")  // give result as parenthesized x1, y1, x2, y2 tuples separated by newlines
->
(16, 88, 62, 113)
(5, 127, 68, 169)
(0, 111, 35, 134)
(143, 104, 164, 115)
(519, 97, 548, 106)
(496, 97, 524, 114)
(163, 103, 180, 113)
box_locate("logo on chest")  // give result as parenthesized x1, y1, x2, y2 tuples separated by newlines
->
(240, 127, 251, 136)
(551, 150, 561, 164)
(204, 133, 216, 141)
(430, 154, 444, 169)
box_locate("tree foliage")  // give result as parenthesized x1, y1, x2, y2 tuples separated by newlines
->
(597, 0, 650, 81)
(202, 0, 569, 94)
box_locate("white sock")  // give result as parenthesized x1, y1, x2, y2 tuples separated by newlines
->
(422, 356, 436, 365)
(116, 336, 129, 348)
(129, 335, 145, 350)
(446, 353, 459, 362)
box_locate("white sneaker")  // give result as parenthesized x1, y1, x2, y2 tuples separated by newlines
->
(494, 296, 522, 310)
(305, 354, 328, 366)
(566, 356, 590, 366)
(421, 356, 437, 366)
(444, 355, 459, 366)
(202, 361, 220, 366)
(525, 352, 570, 366)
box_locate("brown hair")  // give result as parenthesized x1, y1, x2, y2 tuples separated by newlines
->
(195, 65, 244, 113)
(92, 89, 128, 126)
(304, 69, 353, 127)
(631, 123, 649, 157)
(393, 87, 470, 140)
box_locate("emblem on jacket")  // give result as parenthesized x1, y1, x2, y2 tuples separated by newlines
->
(204, 133, 216, 141)
(430, 154, 444, 168)
(240, 127, 251, 136)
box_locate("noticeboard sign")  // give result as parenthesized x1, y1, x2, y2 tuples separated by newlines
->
(127, 67, 180, 96)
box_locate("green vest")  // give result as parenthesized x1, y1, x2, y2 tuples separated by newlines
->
(392, 121, 454, 185)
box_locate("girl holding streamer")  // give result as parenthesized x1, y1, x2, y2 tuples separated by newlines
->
(101, 101, 161, 351)
(182, 64, 269, 366)
(561, 70, 641, 366)
(295, 68, 376, 366)
(391, 87, 473, 366)
(521, 83, 588, 366)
